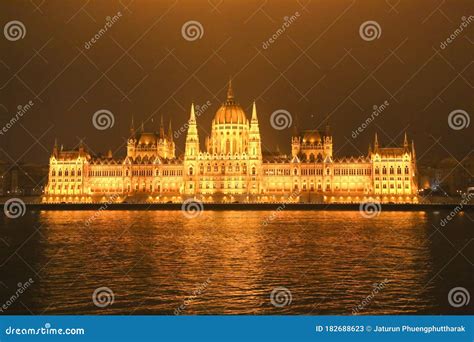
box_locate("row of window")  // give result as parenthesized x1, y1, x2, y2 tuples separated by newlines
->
(51, 169, 82, 177)
(375, 184, 410, 189)
(374, 177, 410, 181)
(88, 170, 123, 177)
(334, 169, 372, 176)
(374, 166, 409, 175)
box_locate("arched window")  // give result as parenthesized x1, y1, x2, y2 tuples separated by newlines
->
(252, 167, 256, 175)
(397, 166, 402, 174)
(52, 170, 56, 176)
(65, 169, 69, 176)
(226, 139, 230, 153)
(71, 170, 75, 176)
(389, 166, 394, 175)
(189, 167, 193, 176)
(382, 166, 387, 175)
(58, 169, 62, 176)
(375, 167, 379, 175)
(207, 164, 211, 172)
(405, 166, 409, 174)
(221, 164, 225, 174)
(199, 163, 204, 174)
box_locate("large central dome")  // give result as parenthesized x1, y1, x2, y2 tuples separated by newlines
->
(213, 81, 248, 125)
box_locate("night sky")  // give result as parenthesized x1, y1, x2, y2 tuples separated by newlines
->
(1, 0, 473, 165)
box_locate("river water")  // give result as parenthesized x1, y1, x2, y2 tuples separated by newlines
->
(0, 210, 472, 314)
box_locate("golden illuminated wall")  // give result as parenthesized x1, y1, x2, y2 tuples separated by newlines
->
(44, 99, 418, 204)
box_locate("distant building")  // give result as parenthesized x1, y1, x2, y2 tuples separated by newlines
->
(418, 156, 474, 195)
(0, 161, 47, 196)
(44, 82, 419, 203)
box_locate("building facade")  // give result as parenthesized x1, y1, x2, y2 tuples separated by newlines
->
(44, 83, 419, 203)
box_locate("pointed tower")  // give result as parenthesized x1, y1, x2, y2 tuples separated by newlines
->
(160, 115, 165, 139)
(166, 120, 173, 142)
(249, 101, 262, 160)
(374, 132, 379, 150)
(226, 78, 235, 105)
(291, 113, 301, 158)
(323, 119, 333, 158)
(52, 138, 58, 157)
(130, 115, 136, 137)
(184, 103, 200, 195)
(127, 116, 137, 158)
(403, 132, 409, 149)
(167, 120, 175, 158)
(185, 103, 200, 158)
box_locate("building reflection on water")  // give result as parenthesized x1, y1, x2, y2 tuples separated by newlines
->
(0, 210, 471, 314)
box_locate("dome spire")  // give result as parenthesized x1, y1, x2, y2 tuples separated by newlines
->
(227, 78, 234, 100)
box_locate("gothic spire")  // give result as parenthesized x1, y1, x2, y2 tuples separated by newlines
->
(189, 102, 196, 122)
(160, 115, 165, 139)
(404, 132, 409, 147)
(227, 78, 234, 100)
(374, 132, 379, 149)
(168, 120, 173, 141)
(130, 114, 135, 137)
(251, 101, 258, 122)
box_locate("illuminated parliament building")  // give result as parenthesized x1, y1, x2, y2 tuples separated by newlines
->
(44, 82, 419, 203)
